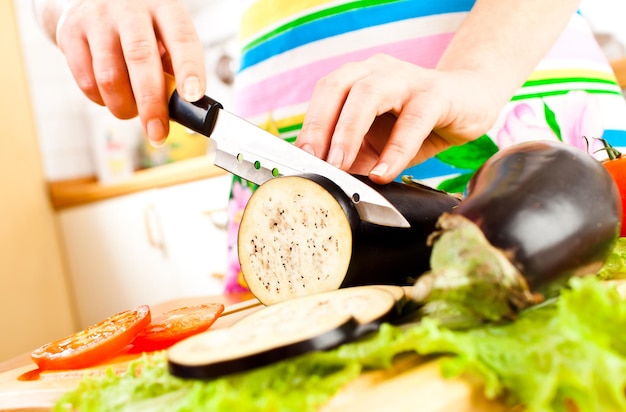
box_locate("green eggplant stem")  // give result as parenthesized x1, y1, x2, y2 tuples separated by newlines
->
(410, 213, 543, 328)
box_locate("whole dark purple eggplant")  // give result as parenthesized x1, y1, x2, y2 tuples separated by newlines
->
(238, 173, 461, 305)
(412, 140, 622, 325)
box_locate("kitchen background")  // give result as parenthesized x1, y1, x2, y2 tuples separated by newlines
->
(1, 0, 626, 362)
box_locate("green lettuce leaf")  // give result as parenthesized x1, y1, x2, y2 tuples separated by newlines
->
(597, 237, 626, 280)
(54, 276, 626, 412)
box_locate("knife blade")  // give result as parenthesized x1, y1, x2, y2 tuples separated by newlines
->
(166, 81, 410, 228)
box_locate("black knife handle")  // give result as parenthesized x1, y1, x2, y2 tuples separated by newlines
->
(168, 90, 223, 137)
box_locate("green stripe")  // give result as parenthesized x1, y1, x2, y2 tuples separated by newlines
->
(511, 88, 623, 101)
(280, 123, 303, 134)
(243, 0, 399, 52)
(522, 77, 617, 88)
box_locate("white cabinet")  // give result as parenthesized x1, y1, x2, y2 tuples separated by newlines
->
(59, 175, 232, 328)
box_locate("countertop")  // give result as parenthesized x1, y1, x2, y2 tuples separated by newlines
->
(47, 156, 227, 210)
(0, 292, 508, 412)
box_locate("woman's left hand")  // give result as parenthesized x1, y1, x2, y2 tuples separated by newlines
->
(295, 54, 502, 184)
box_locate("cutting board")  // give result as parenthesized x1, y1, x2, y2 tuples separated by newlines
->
(0, 297, 511, 412)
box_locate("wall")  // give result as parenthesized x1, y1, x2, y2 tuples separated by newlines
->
(0, 0, 76, 362)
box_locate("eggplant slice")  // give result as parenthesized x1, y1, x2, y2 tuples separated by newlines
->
(235, 285, 398, 338)
(167, 286, 398, 379)
(238, 174, 357, 305)
(168, 314, 356, 379)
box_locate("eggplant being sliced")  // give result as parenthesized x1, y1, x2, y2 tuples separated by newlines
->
(411, 140, 622, 326)
(238, 174, 461, 305)
(167, 286, 396, 379)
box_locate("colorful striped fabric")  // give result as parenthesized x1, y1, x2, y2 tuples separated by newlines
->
(223, 0, 626, 292)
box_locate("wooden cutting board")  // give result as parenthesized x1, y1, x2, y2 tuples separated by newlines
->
(0, 297, 511, 412)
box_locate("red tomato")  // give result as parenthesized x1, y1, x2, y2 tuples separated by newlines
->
(129, 303, 225, 352)
(603, 156, 626, 237)
(31, 305, 151, 371)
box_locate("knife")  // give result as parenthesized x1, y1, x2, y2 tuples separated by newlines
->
(165, 77, 410, 228)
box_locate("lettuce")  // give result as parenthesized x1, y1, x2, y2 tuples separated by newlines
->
(54, 276, 626, 412)
(597, 237, 626, 279)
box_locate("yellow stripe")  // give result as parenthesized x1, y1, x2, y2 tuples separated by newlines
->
(276, 113, 305, 130)
(240, 0, 337, 42)
(527, 68, 616, 82)
(257, 112, 305, 134)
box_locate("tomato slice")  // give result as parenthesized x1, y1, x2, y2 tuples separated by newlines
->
(31, 305, 151, 371)
(129, 303, 225, 352)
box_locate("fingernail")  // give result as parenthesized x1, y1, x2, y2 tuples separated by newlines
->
(327, 148, 344, 168)
(370, 162, 389, 177)
(183, 76, 203, 102)
(300, 144, 316, 157)
(147, 119, 166, 147)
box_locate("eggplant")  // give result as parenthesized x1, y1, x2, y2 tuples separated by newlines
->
(167, 314, 357, 379)
(167, 286, 398, 379)
(412, 140, 622, 326)
(237, 173, 461, 305)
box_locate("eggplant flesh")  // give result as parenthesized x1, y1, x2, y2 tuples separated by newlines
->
(238, 174, 461, 305)
(412, 140, 622, 326)
(167, 286, 399, 379)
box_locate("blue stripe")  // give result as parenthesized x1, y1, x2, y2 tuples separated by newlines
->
(603, 129, 626, 148)
(240, 0, 474, 72)
(396, 128, 626, 183)
(395, 157, 472, 182)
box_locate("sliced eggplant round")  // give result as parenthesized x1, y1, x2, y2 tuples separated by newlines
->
(371, 284, 406, 302)
(167, 286, 398, 379)
(235, 285, 398, 338)
(238, 174, 461, 305)
(167, 314, 356, 379)
(238, 174, 358, 305)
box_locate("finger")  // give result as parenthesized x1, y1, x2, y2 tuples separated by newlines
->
(296, 62, 371, 160)
(369, 102, 440, 184)
(56, 11, 104, 105)
(118, 5, 170, 145)
(60, 35, 105, 106)
(346, 113, 397, 175)
(154, 0, 206, 102)
(326, 76, 389, 170)
(88, 19, 138, 120)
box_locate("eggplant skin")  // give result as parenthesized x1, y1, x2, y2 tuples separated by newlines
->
(454, 140, 622, 290)
(340, 175, 461, 287)
(238, 174, 461, 304)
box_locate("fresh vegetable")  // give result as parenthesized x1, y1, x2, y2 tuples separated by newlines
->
(129, 304, 225, 353)
(167, 286, 399, 379)
(31, 305, 151, 371)
(597, 237, 626, 279)
(412, 140, 622, 326)
(238, 173, 461, 305)
(53, 276, 626, 412)
(598, 138, 626, 237)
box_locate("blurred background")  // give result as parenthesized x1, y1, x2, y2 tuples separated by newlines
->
(1, 0, 625, 362)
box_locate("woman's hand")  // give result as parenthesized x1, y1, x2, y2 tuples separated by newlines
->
(295, 54, 500, 184)
(54, 0, 205, 145)
(296, 0, 580, 184)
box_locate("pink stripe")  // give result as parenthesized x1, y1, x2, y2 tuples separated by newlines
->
(235, 33, 454, 118)
(544, 25, 608, 62)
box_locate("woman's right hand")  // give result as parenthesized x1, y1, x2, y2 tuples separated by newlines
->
(54, 0, 206, 145)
